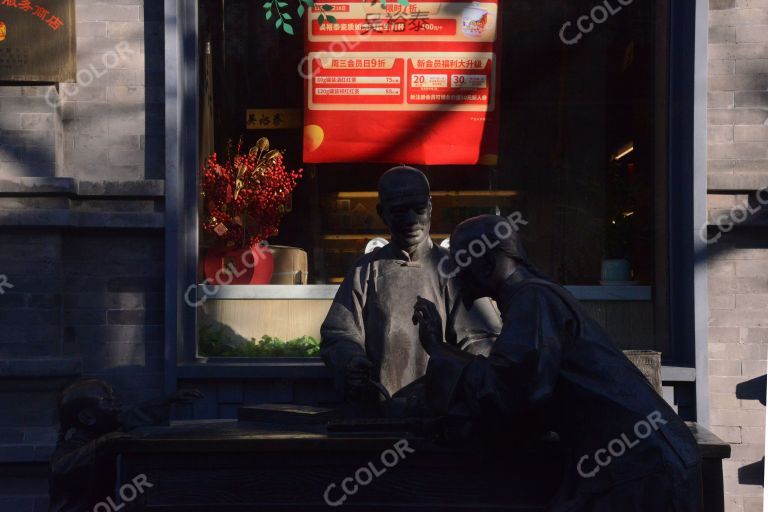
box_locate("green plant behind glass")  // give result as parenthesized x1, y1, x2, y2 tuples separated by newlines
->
(200, 324, 320, 357)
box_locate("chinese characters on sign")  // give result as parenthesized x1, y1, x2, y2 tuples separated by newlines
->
(0, 0, 75, 81)
(246, 109, 302, 130)
(303, 1, 500, 165)
(2, 0, 66, 31)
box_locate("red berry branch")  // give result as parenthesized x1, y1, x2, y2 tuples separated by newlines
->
(200, 137, 304, 248)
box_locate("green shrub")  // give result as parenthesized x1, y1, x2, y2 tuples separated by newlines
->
(199, 325, 320, 358)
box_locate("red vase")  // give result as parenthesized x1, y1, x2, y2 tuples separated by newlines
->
(203, 243, 274, 285)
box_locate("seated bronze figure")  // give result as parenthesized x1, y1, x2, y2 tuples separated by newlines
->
(413, 214, 703, 512)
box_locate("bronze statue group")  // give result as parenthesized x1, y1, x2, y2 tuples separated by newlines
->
(321, 166, 702, 511)
(51, 166, 702, 512)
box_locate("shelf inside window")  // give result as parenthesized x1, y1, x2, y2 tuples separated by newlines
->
(321, 233, 451, 240)
(334, 190, 520, 199)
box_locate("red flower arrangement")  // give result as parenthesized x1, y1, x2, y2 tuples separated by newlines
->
(201, 137, 303, 248)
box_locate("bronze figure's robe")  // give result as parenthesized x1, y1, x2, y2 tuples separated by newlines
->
(321, 241, 501, 397)
(426, 270, 702, 512)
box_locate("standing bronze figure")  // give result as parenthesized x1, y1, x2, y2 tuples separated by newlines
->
(321, 166, 501, 402)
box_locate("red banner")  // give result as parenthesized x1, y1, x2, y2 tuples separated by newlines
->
(303, 1, 500, 165)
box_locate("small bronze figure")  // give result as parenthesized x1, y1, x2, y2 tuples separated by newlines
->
(49, 379, 202, 512)
(413, 215, 703, 512)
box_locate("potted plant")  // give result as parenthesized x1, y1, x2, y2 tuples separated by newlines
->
(200, 137, 303, 284)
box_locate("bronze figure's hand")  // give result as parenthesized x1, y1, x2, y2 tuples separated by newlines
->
(412, 296, 443, 355)
(345, 355, 374, 390)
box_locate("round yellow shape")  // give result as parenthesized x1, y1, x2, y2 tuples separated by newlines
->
(304, 124, 324, 153)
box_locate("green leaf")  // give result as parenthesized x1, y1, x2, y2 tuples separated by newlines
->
(276, 18, 283, 28)
(283, 23, 294, 35)
(305, 0, 314, 5)
(277, 1, 288, 6)
(318, 13, 325, 24)
(322, 3, 333, 10)
(282, 12, 292, 19)
(262, 2, 271, 9)
(297, 4, 305, 17)
(327, 14, 337, 23)
(265, 9, 273, 20)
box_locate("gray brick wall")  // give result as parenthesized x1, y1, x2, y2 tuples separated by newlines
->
(0, 0, 163, 182)
(0, 2, 164, 510)
(59, 231, 165, 404)
(0, 87, 61, 178)
(708, 0, 768, 511)
(65, 0, 164, 181)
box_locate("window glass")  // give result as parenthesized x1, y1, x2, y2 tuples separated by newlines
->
(197, 0, 669, 358)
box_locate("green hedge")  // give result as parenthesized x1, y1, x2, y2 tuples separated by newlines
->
(199, 325, 320, 358)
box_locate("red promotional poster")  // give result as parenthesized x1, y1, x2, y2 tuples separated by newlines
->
(302, 1, 500, 165)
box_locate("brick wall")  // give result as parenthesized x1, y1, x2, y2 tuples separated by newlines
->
(707, 0, 768, 511)
(0, 87, 60, 178)
(65, 0, 164, 180)
(0, 1, 164, 510)
(0, 0, 162, 180)
(0, 0, 164, 392)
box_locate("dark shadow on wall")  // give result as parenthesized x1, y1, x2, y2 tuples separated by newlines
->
(736, 374, 766, 407)
(694, 193, 768, 270)
(735, 375, 766, 485)
(144, 0, 166, 180)
(738, 458, 764, 487)
(59, 230, 166, 407)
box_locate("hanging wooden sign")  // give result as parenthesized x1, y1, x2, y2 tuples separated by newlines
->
(246, 109, 302, 130)
(0, 0, 76, 82)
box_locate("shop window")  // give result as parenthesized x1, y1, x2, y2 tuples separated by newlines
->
(196, 0, 671, 360)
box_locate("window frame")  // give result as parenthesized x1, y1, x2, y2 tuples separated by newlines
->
(164, 0, 710, 423)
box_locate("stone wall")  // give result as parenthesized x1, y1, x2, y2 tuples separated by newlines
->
(0, 1, 164, 510)
(707, 0, 768, 510)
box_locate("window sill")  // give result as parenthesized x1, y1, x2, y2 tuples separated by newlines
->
(198, 284, 652, 301)
(177, 359, 331, 380)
